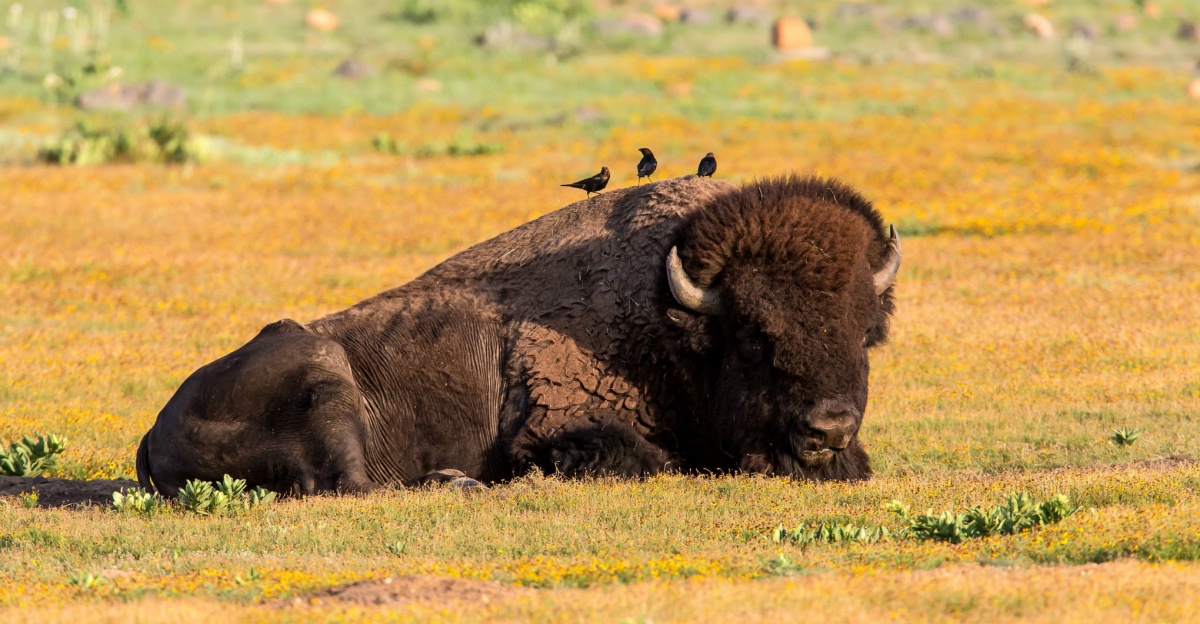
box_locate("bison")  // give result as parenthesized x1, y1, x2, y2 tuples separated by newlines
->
(136, 174, 900, 496)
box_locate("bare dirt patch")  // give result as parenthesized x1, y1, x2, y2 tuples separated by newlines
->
(275, 575, 532, 609)
(0, 476, 137, 508)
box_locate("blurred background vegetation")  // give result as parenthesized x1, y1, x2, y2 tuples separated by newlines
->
(0, 0, 1196, 121)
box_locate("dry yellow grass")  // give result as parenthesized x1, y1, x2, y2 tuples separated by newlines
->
(1, 60, 1199, 620)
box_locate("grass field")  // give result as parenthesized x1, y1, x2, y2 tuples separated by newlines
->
(2, 0, 1200, 621)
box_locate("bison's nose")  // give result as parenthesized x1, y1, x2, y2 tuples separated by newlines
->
(805, 399, 859, 451)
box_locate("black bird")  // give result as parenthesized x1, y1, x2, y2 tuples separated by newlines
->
(561, 166, 610, 197)
(697, 152, 717, 178)
(636, 148, 657, 185)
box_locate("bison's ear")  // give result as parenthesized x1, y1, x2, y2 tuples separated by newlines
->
(666, 308, 716, 354)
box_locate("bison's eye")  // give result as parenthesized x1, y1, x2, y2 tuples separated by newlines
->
(735, 326, 766, 363)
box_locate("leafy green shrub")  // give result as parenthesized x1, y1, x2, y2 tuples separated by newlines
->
(179, 475, 276, 516)
(887, 492, 1077, 543)
(764, 553, 804, 575)
(772, 522, 890, 547)
(110, 488, 164, 515)
(0, 433, 67, 476)
(415, 135, 505, 158)
(19, 492, 39, 508)
(372, 132, 407, 155)
(1110, 427, 1141, 447)
(148, 117, 204, 164)
(392, 0, 483, 24)
(38, 118, 205, 166)
(68, 572, 106, 591)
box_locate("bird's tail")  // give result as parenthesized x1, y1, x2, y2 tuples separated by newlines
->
(561, 183, 578, 188)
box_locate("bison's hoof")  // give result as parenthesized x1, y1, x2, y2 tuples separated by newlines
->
(448, 476, 487, 491)
(415, 469, 468, 486)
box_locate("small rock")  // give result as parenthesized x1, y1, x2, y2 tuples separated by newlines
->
(332, 59, 374, 80)
(1113, 13, 1137, 31)
(476, 23, 555, 51)
(833, 3, 882, 20)
(448, 477, 487, 491)
(652, 4, 681, 22)
(680, 9, 713, 25)
(949, 6, 992, 26)
(572, 107, 603, 123)
(592, 14, 663, 37)
(928, 14, 955, 37)
(1023, 13, 1054, 39)
(1188, 78, 1200, 100)
(773, 16, 813, 51)
(76, 80, 185, 111)
(306, 8, 338, 31)
(778, 47, 832, 61)
(415, 78, 442, 93)
(1177, 21, 1199, 42)
(664, 82, 692, 97)
(726, 6, 772, 26)
(1069, 20, 1099, 40)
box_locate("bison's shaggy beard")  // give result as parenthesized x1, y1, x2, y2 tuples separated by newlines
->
(772, 435, 873, 482)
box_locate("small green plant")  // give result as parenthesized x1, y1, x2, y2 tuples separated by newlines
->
(372, 132, 407, 155)
(0, 433, 67, 476)
(235, 567, 263, 585)
(1110, 427, 1141, 447)
(386, 540, 408, 555)
(887, 492, 1077, 543)
(248, 486, 277, 507)
(179, 475, 276, 516)
(18, 492, 39, 508)
(148, 117, 205, 164)
(68, 572, 107, 592)
(764, 553, 804, 576)
(180, 478, 226, 515)
(414, 134, 505, 159)
(772, 522, 890, 547)
(109, 488, 163, 515)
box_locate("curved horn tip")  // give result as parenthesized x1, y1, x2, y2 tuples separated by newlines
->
(665, 246, 724, 315)
(873, 225, 902, 296)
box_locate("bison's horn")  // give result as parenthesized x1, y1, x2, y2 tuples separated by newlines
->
(873, 225, 902, 296)
(666, 246, 724, 315)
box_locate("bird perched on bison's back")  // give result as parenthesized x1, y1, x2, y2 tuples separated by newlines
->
(562, 167, 610, 197)
(637, 148, 657, 185)
(697, 152, 717, 177)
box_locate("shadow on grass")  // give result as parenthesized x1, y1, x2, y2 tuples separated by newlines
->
(0, 475, 136, 508)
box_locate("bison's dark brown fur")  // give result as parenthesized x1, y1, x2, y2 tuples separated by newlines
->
(136, 174, 899, 496)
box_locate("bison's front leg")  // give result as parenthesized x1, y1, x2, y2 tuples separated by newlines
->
(527, 413, 670, 478)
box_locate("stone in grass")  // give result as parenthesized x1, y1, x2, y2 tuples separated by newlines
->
(772, 16, 813, 51)
(412, 469, 487, 490)
(332, 59, 375, 80)
(591, 14, 664, 37)
(76, 80, 185, 111)
(679, 9, 713, 26)
(727, 6, 772, 26)
(1023, 13, 1055, 39)
(1187, 78, 1200, 101)
(1178, 21, 1200, 43)
(1069, 20, 1100, 41)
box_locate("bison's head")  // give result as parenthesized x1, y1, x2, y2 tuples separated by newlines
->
(666, 175, 899, 481)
